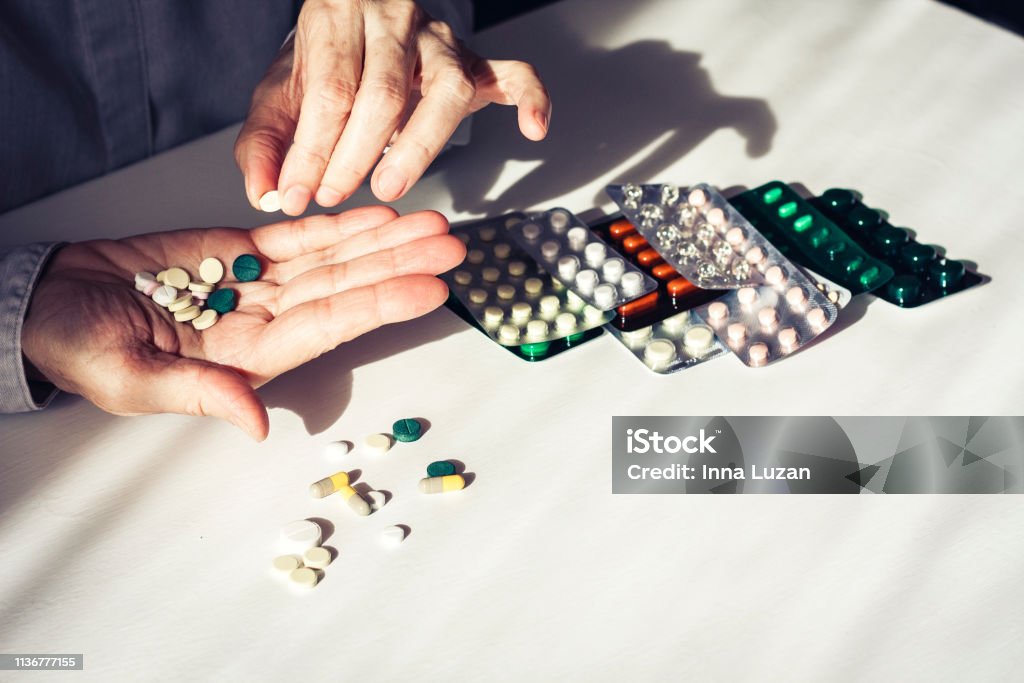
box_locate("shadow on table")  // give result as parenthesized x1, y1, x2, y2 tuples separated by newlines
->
(432, 9, 777, 215)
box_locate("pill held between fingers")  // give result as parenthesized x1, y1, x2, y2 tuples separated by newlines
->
(207, 288, 237, 314)
(258, 190, 281, 212)
(427, 460, 457, 477)
(381, 525, 406, 547)
(419, 474, 466, 494)
(280, 520, 322, 554)
(163, 267, 190, 290)
(392, 418, 423, 443)
(272, 555, 302, 576)
(198, 258, 225, 284)
(167, 294, 193, 312)
(365, 433, 392, 455)
(707, 301, 729, 321)
(303, 547, 332, 570)
(309, 469, 351, 498)
(152, 285, 179, 307)
(748, 343, 770, 366)
(289, 567, 319, 589)
(338, 484, 371, 515)
(367, 490, 387, 511)
(173, 305, 201, 322)
(323, 441, 351, 460)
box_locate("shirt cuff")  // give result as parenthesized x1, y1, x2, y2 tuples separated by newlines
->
(0, 242, 63, 412)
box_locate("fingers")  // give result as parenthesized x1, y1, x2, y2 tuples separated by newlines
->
(251, 205, 399, 261)
(276, 7, 364, 216)
(255, 274, 450, 376)
(106, 351, 269, 441)
(316, 5, 419, 207)
(370, 28, 477, 202)
(276, 233, 465, 310)
(472, 58, 551, 142)
(234, 62, 297, 210)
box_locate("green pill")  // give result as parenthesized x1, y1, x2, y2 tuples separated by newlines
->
(823, 240, 847, 261)
(762, 187, 783, 204)
(426, 461, 457, 477)
(232, 254, 262, 282)
(859, 266, 882, 288)
(808, 226, 831, 248)
(900, 243, 937, 274)
(887, 274, 922, 306)
(792, 215, 813, 233)
(778, 201, 797, 219)
(392, 418, 423, 443)
(843, 256, 864, 275)
(848, 207, 881, 231)
(873, 225, 910, 258)
(929, 259, 965, 290)
(519, 341, 551, 358)
(207, 288, 237, 314)
(821, 188, 856, 211)
(564, 332, 586, 344)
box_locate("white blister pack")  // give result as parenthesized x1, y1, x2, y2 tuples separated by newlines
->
(605, 310, 727, 374)
(441, 214, 614, 346)
(506, 209, 658, 311)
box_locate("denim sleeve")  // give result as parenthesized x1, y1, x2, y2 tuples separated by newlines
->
(0, 242, 62, 412)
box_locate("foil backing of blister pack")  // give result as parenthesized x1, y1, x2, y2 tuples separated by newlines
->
(605, 310, 727, 374)
(441, 214, 614, 346)
(506, 208, 658, 311)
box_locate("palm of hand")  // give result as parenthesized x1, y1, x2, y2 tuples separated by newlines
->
(22, 206, 464, 439)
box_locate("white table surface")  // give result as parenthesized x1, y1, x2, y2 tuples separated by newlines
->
(2, 0, 1023, 680)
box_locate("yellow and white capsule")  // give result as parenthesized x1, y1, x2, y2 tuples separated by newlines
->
(309, 470, 350, 499)
(338, 484, 371, 516)
(418, 474, 466, 494)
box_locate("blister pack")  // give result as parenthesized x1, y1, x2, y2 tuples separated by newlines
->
(606, 183, 765, 289)
(810, 189, 984, 308)
(729, 181, 894, 294)
(605, 310, 727, 374)
(588, 216, 726, 331)
(506, 209, 658, 310)
(441, 214, 614, 346)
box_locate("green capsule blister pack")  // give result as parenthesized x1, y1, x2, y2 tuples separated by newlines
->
(809, 189, 984, 307)
(730, 181, 894, 295)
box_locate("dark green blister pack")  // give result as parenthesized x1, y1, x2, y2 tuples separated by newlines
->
(730, 181, 894, 295)
(810, 189, 984, 307)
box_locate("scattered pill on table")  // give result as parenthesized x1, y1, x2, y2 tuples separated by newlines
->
(280, 520, 321, 554)
(198, 257, 225, 284)
(232, 254, 262, 282)
(303, 547, 332, 570)
(338, 485, 371, 516)
(323, 441, 351, 460)
(365, 433, 392, 455)
(309, 470, 350, 499)
(426, 461, 456, 477)
(392, 418, 422, 443)
(272, 555, 302, 576)
(381, 525, 406, 547)
(419, 474, 466, 494)
(289, 566, 319, 589)
(367, 490, 386, 511)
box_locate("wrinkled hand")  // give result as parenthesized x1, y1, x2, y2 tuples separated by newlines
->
(21, 207, 465, 440)
(235, 0, 551, 215)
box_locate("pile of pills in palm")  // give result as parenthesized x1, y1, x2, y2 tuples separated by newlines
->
(132, 254, 263, 330)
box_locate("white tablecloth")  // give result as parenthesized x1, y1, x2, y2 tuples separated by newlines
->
(1, 0, 1022, 680)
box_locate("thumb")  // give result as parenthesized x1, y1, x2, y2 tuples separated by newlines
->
(125, 351, 270, 441)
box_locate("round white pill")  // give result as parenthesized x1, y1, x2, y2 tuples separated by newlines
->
(706, 207, 726, 226)
(558, 255, 580, 280)
(324, 441, 351, 460)
(593, 284, 617, 308)
(765, 265, 785, 286)
(499, 324, 521, 342)
(367, 490, 387, 511)
(541, 241, 560, 261)
(567, 226, 588, 247)
(152, 285, 179, 307)
(453, 270, 472, 286)
(469, 289, 487, 305)
(745, 247, 765, 265)
(482, 267, 500, 282)
(526, 319, 549, 338)
(749, 343, 770, 366)
(684, 324, 714, 352)
(365, 433, 392, 455)
(758, 307, 778, 327)
(135, 271, 157, 289)
(496, 284, 515, 300)
(785, 286, 806, 307)
(737, 287, 757, 305)
(521, 223, 542, 241)
(707, 301, 729, 321)
(524, 278, 543, 295)
(280, 520, 322, 554)
(467, 249, 485, 264)
(555, 312, 577, 332)
(381, 525, 406, 547)
(688, 188, 708, 207)
(191, 309, 219, 330)
(483, 306, 504, 326)
(539, 295, 561, 317)
(621, 326, 652, 347)
(289, 567, 319, 589)
(549, 210, 571, 230)
(258, 190, 281, 212)
(620, 271, 645, 296)
(511, 302, 532, 322)
(478, 226, 497, 242)
(303, 547, 332, 570)
(602, 258, 625, 283)
(493, 243, 511, 260)
(272, 555, 302, 576)
(575, 269, 598, 293)
(644, 339, 678, 368)
(198, 258, 224, 284)
(584, 242, 607, 266)
(807, 308, 828, 329)
(507, 261, 527, 277)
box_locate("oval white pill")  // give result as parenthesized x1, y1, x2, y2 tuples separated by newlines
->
(303, 547, 332, 570)
(381, 525, 406, 547)
(191, 309, 219, 330)
(365, 433, 392, 455)
(324, 441, 351, 460)
(152, 285, 179, 307)
(258, 190, 281, 212)
(280, 520, 321, 554)
(621, 271, 644, 296)
(198, 258, 224, 284)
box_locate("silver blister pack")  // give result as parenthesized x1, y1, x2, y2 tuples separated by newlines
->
(441, 214, 614, 346)
(605, 310, 727, 374)
(506, 208, 658, 311)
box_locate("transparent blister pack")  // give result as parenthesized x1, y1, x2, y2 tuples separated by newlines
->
(605, 310, 727, 374)
(606, 183, 764, 289)
(505, 208, 658, 310)
(729, 181, 894, 295)
(810, 189, 984, 308)
(440, 214, 614, 346)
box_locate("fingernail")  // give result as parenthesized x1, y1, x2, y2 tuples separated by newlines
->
(315, 185, 343, 207)
(376, 166, 408, 200)
(282, 185, 311, 215)
(535, 111, 549, 132)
